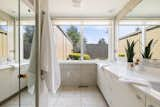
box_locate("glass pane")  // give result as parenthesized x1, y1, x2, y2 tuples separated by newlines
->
(118, 25, 143, 61)
(146, 26, 160, 60)
(83, 25, 109, 60)
(56, 25, 81, 60)
(0, 0, 20, 107)
(20, 1, 35, 107)
(0, 0, 35, 107)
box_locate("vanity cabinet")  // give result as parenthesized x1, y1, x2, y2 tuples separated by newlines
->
(0, 65, 28, 102)
(97, 66, 146, 107)
(97, 67, 112, 106)
(146, 95, 160, 107)
(0, 69, 12, 102)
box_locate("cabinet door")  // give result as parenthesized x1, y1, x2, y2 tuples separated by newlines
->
(97, 68, 112, 106)
(80, 64, 97, 86)
(109, 72, 145, 107)
(146, 96, 160, 107)
(20, 66, 28, 89)
(10, 69, 19, 95)
(105, 70, 113, 106)
(0, 69, 11, 102)
(61, 64, 81, 86)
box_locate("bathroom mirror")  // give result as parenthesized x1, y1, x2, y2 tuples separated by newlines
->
(0, 0, 36, 107)
(118, 0, 160, 66)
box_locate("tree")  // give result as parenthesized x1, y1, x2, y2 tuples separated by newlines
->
(23, 26, 34, 59)
(98, 38, 106, 45)
(67, 25, 81, 52)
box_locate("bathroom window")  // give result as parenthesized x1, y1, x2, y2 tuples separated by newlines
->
(16, 21, 35, 61)
(22, 25, 34, 59)
(54, 25, 81, 60)
(0, 20, 8, 60)
(118, 25, 143, 60)
(145, 26, 160, 60)
(57, 24, 109, 61)
(83, 25, 108, 60)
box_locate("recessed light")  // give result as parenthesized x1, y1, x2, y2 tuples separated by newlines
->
(108, 9, 115, 13)
(72, 0, 82, 8)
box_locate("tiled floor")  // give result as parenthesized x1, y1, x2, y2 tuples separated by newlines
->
(1, 86, 108, 107)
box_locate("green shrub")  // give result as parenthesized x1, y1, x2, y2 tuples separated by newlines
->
(68, 53, 91, 60)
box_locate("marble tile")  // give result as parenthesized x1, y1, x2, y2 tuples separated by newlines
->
(1, 86, 108, 107)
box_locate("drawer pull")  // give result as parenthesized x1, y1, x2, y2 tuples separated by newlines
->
(136, 95, 142, 100)
(18, 74, 27, 79)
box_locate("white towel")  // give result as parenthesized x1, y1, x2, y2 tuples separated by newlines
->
(27, 33, 36, 95)
(40, 12, 61, 94)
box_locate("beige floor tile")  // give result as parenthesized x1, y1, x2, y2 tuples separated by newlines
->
(1, 86, 108, 107)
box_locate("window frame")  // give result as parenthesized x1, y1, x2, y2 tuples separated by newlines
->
(53, 20, 112, 61)
(117, 20, 160, 60)
(15, 20, 35, 62)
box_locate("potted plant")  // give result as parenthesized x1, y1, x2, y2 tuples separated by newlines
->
(118, 53, 125, 62)
(142, 39, 153, 64)
(125, 40, 136, 70)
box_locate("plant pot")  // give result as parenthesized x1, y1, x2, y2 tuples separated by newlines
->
(127, 62, 134, 71)
(142, 58, 150, 65)
(118, 57, 126, 62)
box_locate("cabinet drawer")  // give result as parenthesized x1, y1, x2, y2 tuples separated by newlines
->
(133, 88, 146, 105)
(146, 96, 160, 107)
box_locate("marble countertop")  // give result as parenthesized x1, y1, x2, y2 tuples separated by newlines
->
(0, 62, 29, 70)
(101, 62, 160, 102)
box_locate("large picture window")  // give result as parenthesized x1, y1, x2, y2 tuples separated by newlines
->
(118, 21, 160, 61)
(55, 23, 110, 61)
(118, 25, 143, 60)
(83, 25, 108, 60)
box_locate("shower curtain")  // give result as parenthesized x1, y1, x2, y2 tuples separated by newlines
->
(27, 11, 61, 94)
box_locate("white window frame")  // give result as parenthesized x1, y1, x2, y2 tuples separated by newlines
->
(117, 20, 160, 60)
(15, 20, 35, 62)
(53, 19, 112, 61)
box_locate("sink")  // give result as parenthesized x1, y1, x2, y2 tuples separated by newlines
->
(150, 82, 160, 92)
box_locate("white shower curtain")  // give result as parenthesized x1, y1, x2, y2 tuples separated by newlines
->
(40, 12, 61, 94)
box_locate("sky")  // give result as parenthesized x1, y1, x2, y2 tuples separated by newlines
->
(60, 25, 141, 44)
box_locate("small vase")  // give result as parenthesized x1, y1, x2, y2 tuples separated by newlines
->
(127, 62, 134, 71)
(142, 58, 150, 65)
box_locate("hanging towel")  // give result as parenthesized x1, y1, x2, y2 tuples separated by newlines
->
(40, 12, 61, 94)
(27, 32, 36, 95)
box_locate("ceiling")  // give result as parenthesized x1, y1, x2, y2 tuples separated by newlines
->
(2, 0, 160, 19)
(0, 0, 34, 18)
(127, 0, 160, 18)
(49, 0, 130, 19)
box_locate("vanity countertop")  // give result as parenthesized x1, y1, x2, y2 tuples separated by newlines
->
(101, 62, 160, 102)
(0, 62, 29, 70)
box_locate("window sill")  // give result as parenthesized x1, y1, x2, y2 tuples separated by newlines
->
(58, 60, 108, 64)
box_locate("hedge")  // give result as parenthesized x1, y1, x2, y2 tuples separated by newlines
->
(68, 53, 91, 60)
